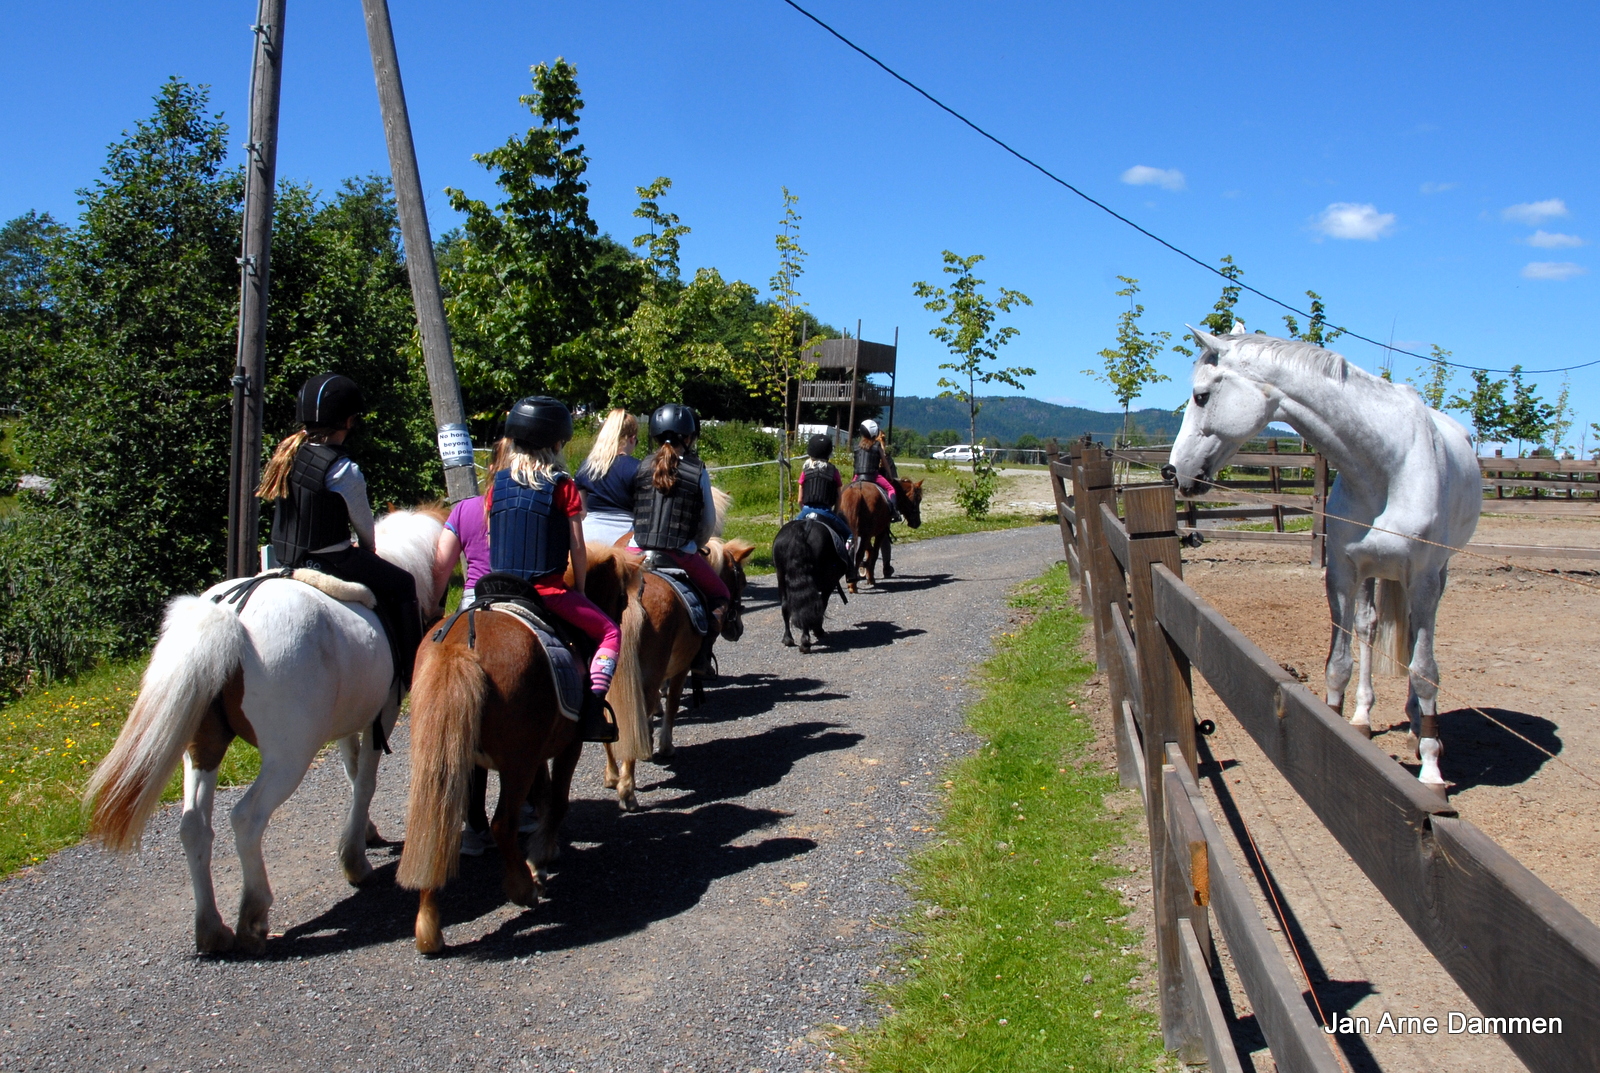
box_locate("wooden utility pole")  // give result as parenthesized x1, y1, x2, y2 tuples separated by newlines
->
(360, 0, 478, 502)
(226, 0, 287, 580)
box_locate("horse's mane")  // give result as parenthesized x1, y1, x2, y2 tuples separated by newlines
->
(704, 538, 753, 574)
(1225, 334, 1353, 384)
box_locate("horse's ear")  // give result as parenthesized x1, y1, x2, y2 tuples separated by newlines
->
(726, 539, 755, 563)
(1187, 324, 1223, 363)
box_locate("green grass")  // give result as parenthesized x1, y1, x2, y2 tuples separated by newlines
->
(0, 658, 260, 878)
(1232, 516, 1314, 533)
(844, 564, 1165, 1072)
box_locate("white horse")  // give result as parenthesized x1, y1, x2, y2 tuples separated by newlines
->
(85, 507, 443, 953)
(1169, 327, 1480, 787)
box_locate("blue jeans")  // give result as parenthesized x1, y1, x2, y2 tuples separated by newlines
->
(799, 506, 852, 542)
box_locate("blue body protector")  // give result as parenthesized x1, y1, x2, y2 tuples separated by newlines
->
(489, 469, 571, 581)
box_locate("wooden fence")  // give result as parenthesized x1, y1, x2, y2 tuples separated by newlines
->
(1045, 440, 1600, 1072)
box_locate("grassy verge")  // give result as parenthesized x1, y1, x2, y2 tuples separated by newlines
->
(1, 658, 260, 877)
(844, 563, 1164, 1072)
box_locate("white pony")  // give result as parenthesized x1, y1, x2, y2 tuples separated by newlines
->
(85, 508, 443, 953)
(1169, 327, 1480, 787)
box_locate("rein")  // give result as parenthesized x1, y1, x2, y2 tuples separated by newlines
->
(209, 569, 294, 615)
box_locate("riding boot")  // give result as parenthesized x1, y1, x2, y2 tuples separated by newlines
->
(691, 603, 726, 676)
(889, 493, 903, 524)
(577, 690, 619, 743)
(393, 599, 422, 691)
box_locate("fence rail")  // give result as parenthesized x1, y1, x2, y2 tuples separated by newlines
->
(1046, 440, 1600, 1071)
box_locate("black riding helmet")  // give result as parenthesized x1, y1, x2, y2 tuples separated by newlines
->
(649, 403, 698, 445)
(806, 434, 832, 460)
(297, 373, 365, 430)
(505, 396, 573, 449)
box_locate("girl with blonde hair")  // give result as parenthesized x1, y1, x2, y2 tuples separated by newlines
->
(576, 408, 640, 546)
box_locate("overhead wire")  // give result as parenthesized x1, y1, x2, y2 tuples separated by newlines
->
(777, 0, 1600, 377)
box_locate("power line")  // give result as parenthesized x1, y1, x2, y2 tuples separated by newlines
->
(778, 0, 1600, 377)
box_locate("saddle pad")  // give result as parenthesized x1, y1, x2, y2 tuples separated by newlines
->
(488, 603, 585, 723)
(651, 568, 709, 636)
(806, 514, 852, 564)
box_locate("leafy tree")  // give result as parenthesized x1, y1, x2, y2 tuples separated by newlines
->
(1084, 276, 1173, 446)
(1409, 345, 1454, 410)
(928, 429, 961, 447)
(0, 211, 65, 409)
(1547, 375, 1573, 456)
(913, 251, 1033, 460)
(442, 59, 640, 425)
(1282, 290, 1344, 347)
(1504, 364, 1555, 455)
(1447, 369, 1512, 447)
(1200, 255, 1244, 336)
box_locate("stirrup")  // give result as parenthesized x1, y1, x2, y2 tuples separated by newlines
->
(578, 692, 619, 743)
(690, 650, 719, 679)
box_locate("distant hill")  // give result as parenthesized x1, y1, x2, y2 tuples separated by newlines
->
(888, 395, 1297, 446)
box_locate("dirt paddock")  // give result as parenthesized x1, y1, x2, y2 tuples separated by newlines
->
(1170, 511, 1600, 1073)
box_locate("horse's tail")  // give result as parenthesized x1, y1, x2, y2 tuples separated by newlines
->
(85, 596, 246, 852)
(1374, 578, 1411, 678)
(607, 594, 654, 763)
(396, 639, 486, 891)
(710, 486, 732, 537)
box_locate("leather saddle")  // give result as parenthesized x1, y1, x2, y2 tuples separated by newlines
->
(639, 552, 709, 636)
(434, 572, 590, 721)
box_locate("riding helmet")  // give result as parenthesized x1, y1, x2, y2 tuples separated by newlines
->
(806, 434, 833, 460)
(297, 373, 365, 429)
(649, 403, 699, 445)
(858, 418, 880, 439)
(504, 396, 573, 449)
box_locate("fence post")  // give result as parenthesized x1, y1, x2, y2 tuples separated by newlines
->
(1045, 442, 1076, 579)
(1123, 483, 1200, 1056)
(1076, 452, 1118, 674)
(1311, 453, 1329, 567)
(1070, 443, 1095, 620)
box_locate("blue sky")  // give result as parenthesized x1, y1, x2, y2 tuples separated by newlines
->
(3, 1, 1596, 445)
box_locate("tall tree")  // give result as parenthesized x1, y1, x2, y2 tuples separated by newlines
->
(1200, 255, 1244, 336)
(1085, 276, 1172, 446)
(1447, 369, 1512, 447)
(913, 251, 1033, 460)
(0, 211, 65, 408)
(1504, 364, 1554, 456)
(1282, 290, 1344, 347)
(1547, 374, 1573, 456)
(1409, 345, 1454, 410)
(441, 59, 639, 425)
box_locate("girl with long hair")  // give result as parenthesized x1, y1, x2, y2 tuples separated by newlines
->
(851, 418, 902, 522)
(576, 408, 641, 546)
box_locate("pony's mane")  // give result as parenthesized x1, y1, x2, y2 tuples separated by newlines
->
(1226, 334, 1354, 384)
(704, 538, 753, 574)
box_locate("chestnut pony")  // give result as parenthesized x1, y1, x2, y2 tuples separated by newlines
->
(838, 477, 923, 592)
(396, 544, 649, 954)
(601, 538, 754, 810)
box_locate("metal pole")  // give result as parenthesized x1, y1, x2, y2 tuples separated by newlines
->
(360, 0, 478, 502)
(226, 0, 287, 580)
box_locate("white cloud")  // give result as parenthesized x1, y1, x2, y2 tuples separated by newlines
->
(1310, 202, 1396, 241)
(1525, 230, 1585, 249)
(1503, 199, 1568, 224)
(1120, 165, 1185, 191)
(1420, 181, 1457, 195)
(1521, 261, 1588, 281)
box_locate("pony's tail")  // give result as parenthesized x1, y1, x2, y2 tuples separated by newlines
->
(1373, 579, 1411, 678)
(85, 596, 246, 852)
(397, 641, 486, 891)
(607, 596, 654, 763)
(710, 486, 732, 537)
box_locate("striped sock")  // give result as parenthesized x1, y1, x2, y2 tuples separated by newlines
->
(590, 651, 617, 694)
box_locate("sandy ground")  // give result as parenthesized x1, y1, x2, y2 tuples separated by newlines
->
(1169, 512, 1600, 1072)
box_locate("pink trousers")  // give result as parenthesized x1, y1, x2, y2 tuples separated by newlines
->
(539, 586, 622, 656)
(870, 475, 896, 501)
(662, 549, 730, 604)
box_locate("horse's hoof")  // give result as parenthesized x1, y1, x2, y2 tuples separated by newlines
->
(799, 640, 811, 654)
(365, 820, 383, 846)
(782, 633, 796, 647)
(504, 872, 541, 908)
(341, 849, 374, 886)
(416, 930, 445, 956)
(883, 564, 895, 577)
(602, 772, 619, 790)
(1351, 722, 1372, 740)
(619, 791, 640, 812)
(194, 919, 235, 955)
(234, 927, 267, 957)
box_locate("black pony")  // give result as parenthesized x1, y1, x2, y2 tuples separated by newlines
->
(773, 516, 851, 653)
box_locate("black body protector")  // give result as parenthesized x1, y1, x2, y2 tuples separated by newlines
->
(270, 443, 352, 567)
(800, 464, 840, 509)
(852, 443, 883, 481)
(633, 455, 706, 551)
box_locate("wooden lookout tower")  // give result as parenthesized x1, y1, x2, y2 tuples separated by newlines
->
(797, 330, 898, 441)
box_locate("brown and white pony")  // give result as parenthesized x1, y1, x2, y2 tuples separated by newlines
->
(838, 477, 923, 592)
(601, 537, 754, 810)
(396, 544, 648, 954)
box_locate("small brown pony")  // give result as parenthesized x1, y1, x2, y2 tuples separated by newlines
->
(839, 477, 923, 592)
(396, 544, 650, 954)
(602, 537, 754, 810)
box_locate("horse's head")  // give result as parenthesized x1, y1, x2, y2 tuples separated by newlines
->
(895, 479, 925, 529)
(705, 538, 755, 641)
(1168, 326, 1280, 496)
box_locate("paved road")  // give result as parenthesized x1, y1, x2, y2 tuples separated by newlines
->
(0, 526, 1061, 1073)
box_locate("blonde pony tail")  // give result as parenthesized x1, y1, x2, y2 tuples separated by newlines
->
(257, 429, 309, 500)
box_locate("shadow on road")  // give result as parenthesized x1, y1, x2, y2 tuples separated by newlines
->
(822, 619, 926, 652)
(862, 571, 955, 594)
(1380, 706, 1560, 792)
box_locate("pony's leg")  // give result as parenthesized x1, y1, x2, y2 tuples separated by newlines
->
(491, 759, 541, 906)
(656, 672, 688, 761)
(1350, 577, 1380, 734)
(781, 597, 796, 647)
(847, 535, 863, 595)
(335, 723, 385, 885)
(530, 739, 582, 873)
(881, 531, 894, 578)
(1406, 568, 1447, 787)
(179, 754, 234, 953)
(1323, 558, 1359, 717)
(602, 742, 620, 789)
(416, 889, 444, 955)
(229, 747, 316, 954)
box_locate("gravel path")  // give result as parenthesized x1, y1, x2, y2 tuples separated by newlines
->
(0, 525, 1061, 1073)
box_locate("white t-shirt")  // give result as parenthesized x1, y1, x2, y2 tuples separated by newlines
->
(318, 457, 376, 553)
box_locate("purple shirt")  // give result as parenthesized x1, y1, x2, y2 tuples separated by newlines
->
(444, 495, 491, 591)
